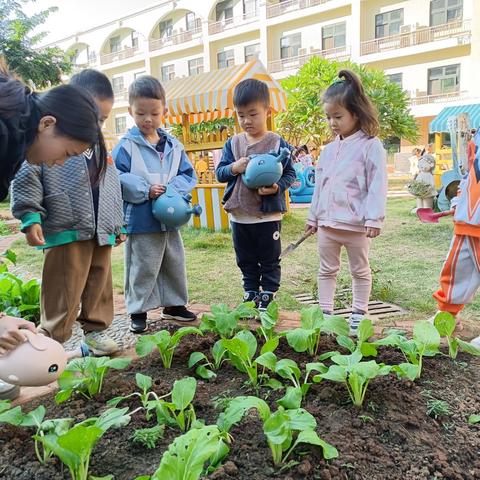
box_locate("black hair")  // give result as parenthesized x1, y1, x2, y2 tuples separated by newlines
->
(0, 61, 107, 199)
(233, 78, 270, 109)
(70, 69, 114, 100)
(322, 69, 379, 137)
(129, 75, 166, 104)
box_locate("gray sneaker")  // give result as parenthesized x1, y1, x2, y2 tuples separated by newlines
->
(0, 379, 20, 400)
(348, 312, 365, 336)
(84, 330, 119, 356)
(471, 336, 480, 349)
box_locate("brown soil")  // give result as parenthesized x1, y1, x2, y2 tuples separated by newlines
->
(1, 326, 479, 480)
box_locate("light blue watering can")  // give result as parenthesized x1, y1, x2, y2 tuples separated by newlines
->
(152, 185, 202, 228)
(242, 147, 290, 189)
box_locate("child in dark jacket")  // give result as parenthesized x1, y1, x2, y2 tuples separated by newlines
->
(216, 79, 296, 311)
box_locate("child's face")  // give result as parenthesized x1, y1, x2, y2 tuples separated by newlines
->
(129, 97, 166, 136)
(27, 116, 89, 166)
(324, 102, 359, 139)
(95, 96, 114, 128)
(235, 101, 271, 138)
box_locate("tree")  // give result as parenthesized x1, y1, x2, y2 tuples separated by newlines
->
(0, 0, 72, 88)
(277, 56, 418, 149)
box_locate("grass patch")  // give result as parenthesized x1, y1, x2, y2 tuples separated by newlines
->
(8, 197, 480, 318)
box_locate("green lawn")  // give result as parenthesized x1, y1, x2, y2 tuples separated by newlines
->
(7, 197, 479, 322)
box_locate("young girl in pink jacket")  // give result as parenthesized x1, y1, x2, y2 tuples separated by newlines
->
(306, 69, 387, 335)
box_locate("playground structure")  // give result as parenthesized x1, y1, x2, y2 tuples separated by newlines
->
(289, 163, 316, 203)
(162, 60, 288, 230)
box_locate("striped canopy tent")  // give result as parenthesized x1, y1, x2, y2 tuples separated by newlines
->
(429, 103, 480, 132)
(164, 61, 287, 124)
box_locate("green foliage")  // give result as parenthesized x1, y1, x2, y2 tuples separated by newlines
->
(131, 424, 165, 449)
(277, 56, 418, 148)
(200, 302, 257, 339)
(188, 351, 217, 380)
(217, 396, 338, 466)
(0, 0, 72, 87)
(316, 349, 391, 407)
(34, 408, 130, 480)
(55, 356, 132, 403)
(425, 398, 451, 419)
(0, 249, 40, 323)
(136, 327, 202, 368)
(468, 414, 480, 425)
(258, 301, 281, 342)
(169, 118, 234, 140)
(286, 305, 349, 356)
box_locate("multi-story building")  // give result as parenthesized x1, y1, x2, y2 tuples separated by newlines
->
(47, 0, 480, 149)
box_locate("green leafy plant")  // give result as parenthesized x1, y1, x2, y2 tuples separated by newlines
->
(335, 319, 379, 358)
(220, 329, 278, 392)
(316, 349, 391, 407)
(55, 356, 132, 403)
(468, 414, 480, 425)
(188, 351, 218, 380)
(426, 398, 451, 419)
(258, 301, 281, 342)
(217, 396, 338, 467)
(200, 302, 257, 339)
(34, 408, 130, 480)
(131, 424, 165, 449)
(0, 249, 41, 323)
(136, 327, 202, 368)
(149, 377, 199, 432)
(373, 320, 441, 380)
(432, 312, 480, 359)
(286, 305, 349, 356)
(140, 425, 227, 480)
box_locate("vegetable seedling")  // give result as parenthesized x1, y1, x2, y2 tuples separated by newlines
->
(131, 424, 165, 449)
(200, 302, 257, 338)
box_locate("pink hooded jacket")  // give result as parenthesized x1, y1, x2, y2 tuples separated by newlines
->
(307, 130, 387, 232)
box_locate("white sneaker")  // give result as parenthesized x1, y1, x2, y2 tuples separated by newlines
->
(83, 330, 119, 356)
(0, 379, 20, 400)
(349, 312, 365, 336)
(471, 336, 480, 349)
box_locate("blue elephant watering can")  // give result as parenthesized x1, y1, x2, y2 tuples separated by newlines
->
(152, 185, 202, 228)
(242, 147, 290, 189)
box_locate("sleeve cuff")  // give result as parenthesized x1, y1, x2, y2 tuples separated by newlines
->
(21, 212, 42, 232)
(365, 220, 383, 229)
(307, 219, 317, 227)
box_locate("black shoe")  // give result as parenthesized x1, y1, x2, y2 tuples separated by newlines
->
(243, 290, 260, 307)
(258, 291, 275, 312)
(130, 313, 148, 333)
(162, 306, 197, 322)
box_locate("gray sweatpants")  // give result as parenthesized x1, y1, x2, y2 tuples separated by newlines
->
(124, 231, 188, 314)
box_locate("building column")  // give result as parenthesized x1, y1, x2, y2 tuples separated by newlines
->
(202, 19, 211, 72)
(350, 0, 362, 62)
(259, 0, 268, 69)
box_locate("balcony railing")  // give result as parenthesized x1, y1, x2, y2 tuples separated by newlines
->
(268, 46, 350, 73)
(149, 27, 202, 51)
(361, 19, 471, 56)
(409, 90, 467, 106)
(208, 11, 259, 35)
(267, 0, 332, 19)
(100, 46, 139, 65)
(114, 89, 129, 103)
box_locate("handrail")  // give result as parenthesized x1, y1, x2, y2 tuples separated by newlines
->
(149, 27, 202, 51)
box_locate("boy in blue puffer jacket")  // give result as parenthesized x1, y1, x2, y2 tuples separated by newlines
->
(113, 76, 197, 333)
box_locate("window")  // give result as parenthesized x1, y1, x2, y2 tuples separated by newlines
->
(112, 77, 124, 93)
(161, 64, 175, 82)
(216, 0, 234, 22)
(115, 117, 127, 134)
(186, 12, 196, 31)
(322, 22, 346, 50)
(134, 71, 146, 79)
(243, 0, 258, 17)
(280, 33, 301, 59)
(375, 8, 403, 38)
(109, 36, 121, 53)
(430, 0, 463, 26)
(131, 32, 139, 49)
(244, 43, 260, 62)
(428, 64, 460, 95)
(217, 49, 234, 69)
(70, 49, 80, 64)
(387, 73, 403, 88)
(159, 19, 173, 38)
(188, 57, 204, 76)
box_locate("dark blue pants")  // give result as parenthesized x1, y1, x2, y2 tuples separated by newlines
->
(231, 220, 281, 293)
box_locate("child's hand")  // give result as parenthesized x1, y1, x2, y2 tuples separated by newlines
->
(305, 224, 317, 235)
(231, 156, 249, 175)
(149, 184, 166, 199)
(366, 227, 381, 238)
(25, 224, 45, 246)
(258, 184, 279, 196)
(115, 233, 127, 246)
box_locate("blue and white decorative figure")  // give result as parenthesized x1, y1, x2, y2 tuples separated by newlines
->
(242, 147, 289, 189)
(152, 185, 202, 228)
